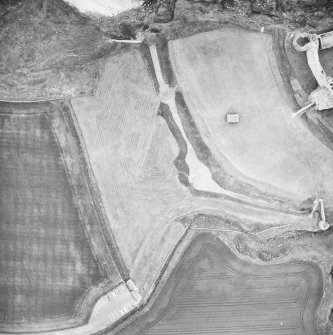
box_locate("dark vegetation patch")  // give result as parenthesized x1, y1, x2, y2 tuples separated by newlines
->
(118, 233, 322, 335)
(284, 32, 317, 94)
(92, 7, 147, 40)
(155, 35, 177, 87)
(164, 17, 254, 40)
(0, 0, 118, 100)
(64, 101, 129, 281)
(158, 102, 189, 178)
(0, 101, 122, 332)
(139, 43, 160, 94)
(178, 213, 246, 232)
(234, 223, 333, 265)
(304, 115, 333, 157)
(271, 28, 304, 106)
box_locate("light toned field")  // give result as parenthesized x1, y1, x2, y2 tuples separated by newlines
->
(119, 233, 323, 335)
(71, 48, 189, 293)
(169, 28, 333, 202)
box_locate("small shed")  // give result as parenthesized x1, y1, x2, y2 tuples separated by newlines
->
(226, 113, 239, 123)
(126, 279, 138, 292)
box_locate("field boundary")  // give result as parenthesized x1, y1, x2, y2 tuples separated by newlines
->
(0, 100, 128, 334)
(113, 230, 324, 335)
(96, 225, 193, 335)
(64, 100, 130, 281)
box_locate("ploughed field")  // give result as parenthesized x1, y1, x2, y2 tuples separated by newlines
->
(72, 47, 188, 294)
(0, 102, 121, 332)
(119, 233, 322, 335)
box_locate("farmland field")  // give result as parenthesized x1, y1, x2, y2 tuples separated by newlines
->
(119, 233, 323, 335)
(169, 28, 333, 203)
(71, 47, 190, 294)
(72, 41, 326, 301)
(0, 102, 121, 332)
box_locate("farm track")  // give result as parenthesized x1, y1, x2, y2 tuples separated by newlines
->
(0, 101, 122, 332)
(118, 233, 323, 335)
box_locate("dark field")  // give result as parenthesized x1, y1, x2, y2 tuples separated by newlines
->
(0, 102, 121, 332)
(119, 233, 323, 335)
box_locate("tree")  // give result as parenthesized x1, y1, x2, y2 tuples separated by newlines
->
(142, 0, 158, 11)
(119, 22, 136, 40)
(142, 0, 175, 16)
(216, 0, 234, 7)
(142, 0, 157, 8)
(42, 0, 48, 18)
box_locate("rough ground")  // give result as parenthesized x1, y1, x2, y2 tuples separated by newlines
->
(0, 0, 117, 100)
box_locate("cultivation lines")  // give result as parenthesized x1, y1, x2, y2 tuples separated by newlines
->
(0, 102, 122, 332)
(72, 47, 191, 294)
(119, 234, 322, 335)
(169, 28, 333, 202)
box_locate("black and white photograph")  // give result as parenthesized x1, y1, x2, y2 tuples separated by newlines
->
(0, 0, 332, 334)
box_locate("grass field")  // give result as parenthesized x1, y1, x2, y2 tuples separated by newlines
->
(169, 28, 333, 203)
(71, 47, 190, 294)
(119, 233, 323, 335)
(0, 0, 118, 100)
(0, 101, 121, 332)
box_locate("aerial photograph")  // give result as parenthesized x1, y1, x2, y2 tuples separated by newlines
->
(0, 0, 332, 334)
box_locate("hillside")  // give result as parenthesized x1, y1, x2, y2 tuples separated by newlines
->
(0, 0, 332, 101)
(0, 0, 116, 100)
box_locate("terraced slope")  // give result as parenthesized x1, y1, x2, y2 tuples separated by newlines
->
(119, 233, 323, 335)
(0, 102, 121, 332)
(169, 28, 333, 203)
